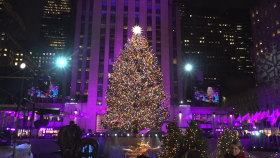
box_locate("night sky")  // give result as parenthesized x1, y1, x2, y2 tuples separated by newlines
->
(11, 0, 256, 40)
(11, 0, 44, 40)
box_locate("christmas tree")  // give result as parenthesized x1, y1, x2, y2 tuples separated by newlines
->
(104, 26, 170, 133)
(159, 120, 183, 158)
(217, 128, 240, 157)
(182, 120, 209, 158)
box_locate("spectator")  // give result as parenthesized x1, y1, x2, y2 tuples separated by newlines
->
(224, 140, 247, 158)
(185, 149, 202, 158)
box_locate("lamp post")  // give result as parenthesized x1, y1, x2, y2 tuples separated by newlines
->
(13, 63, 27, 158)
(183, 64, 192, 104)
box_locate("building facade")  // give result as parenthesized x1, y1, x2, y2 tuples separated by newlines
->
(69, 0, 182, 132)
(250, 0, 280, 84)
(175, 4, 254, 102)
(28, 0, 77, 100)
(0, 0, 26, 67)
(38, 0, 77, 68)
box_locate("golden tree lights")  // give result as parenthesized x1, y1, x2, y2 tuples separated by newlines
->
(182, 120, 209, 158)
(217, 127, 240, 157)
(103, 29, 170, 133)
(159, 121, 182, 158)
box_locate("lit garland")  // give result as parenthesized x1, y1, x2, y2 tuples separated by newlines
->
(217, 127, 240, 157)
(159, 120, 209, 158)
(182, 120, 209, 158)
(103, 31, 170, 133)
(159, 120, 182, 158)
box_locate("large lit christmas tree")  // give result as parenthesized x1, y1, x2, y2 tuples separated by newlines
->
(182, 120, 209, 158)
(217, 128, 240, 157)
(103, 26, 170, 133)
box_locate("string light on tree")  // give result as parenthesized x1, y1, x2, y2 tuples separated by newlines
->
(182, 120, 209, 158)
(217, 127, 240, 157)
(103, 26, 170, 133)
(159, 119, 182, 158)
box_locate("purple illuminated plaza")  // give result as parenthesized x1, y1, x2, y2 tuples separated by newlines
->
(1, 0, 280, 157)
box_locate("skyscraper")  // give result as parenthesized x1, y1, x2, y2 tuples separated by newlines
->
(250, 0, 280, 84)
(0, 0, 26, 67)
(31, 0, 77, 69)
(69, 0, 182, 132)
(175, 3, 254, 101)
(28, 0, 77, 99)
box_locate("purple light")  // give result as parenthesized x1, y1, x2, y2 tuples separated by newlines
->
(216, 129, 224, 132)
(11, 128, 15, 131)
(40, 128, 53, 131)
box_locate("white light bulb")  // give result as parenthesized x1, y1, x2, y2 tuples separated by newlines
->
(132, 26, 142, 34)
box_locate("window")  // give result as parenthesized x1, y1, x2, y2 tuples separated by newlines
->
(15, 62, 18, 66)
(4, 48, 7, 51)
(4, 54, 6, 56)
(30, 52, 32, 55)
(43, 53, 45, 55)
(173, 59, 177, 64)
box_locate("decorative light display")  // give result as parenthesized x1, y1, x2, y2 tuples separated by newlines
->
(159, 120, 182, 158)
(70, 110, 91, 119)
(103, 27, 170, 133)
(159, 119, 208, 158)
(182, 120, 209, 158)
(132, 25, 143, 35)
(40, 128, 53, 131)
(217, 127, 240, 157)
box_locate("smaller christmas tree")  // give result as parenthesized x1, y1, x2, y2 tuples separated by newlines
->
(159, 119, 182, 158)
(182, 120, 209, 158)
(217, 128, 240, 157)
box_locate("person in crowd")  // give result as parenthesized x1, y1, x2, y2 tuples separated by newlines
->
(224, 140, 247, 158)
(185, 149, 202, 158)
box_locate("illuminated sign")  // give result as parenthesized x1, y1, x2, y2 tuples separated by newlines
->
(40, 128, 53, 131)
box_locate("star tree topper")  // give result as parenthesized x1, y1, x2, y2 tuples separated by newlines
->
(132, 25, 142, 35)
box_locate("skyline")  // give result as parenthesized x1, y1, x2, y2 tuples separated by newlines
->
(9, 0, 256, 41)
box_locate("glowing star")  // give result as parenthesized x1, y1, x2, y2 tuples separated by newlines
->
(132, 26, 142, 34)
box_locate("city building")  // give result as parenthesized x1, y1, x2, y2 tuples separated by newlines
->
(220, 0, 280, 136)
(28, 0, 78, 100)
(0, 0, 26, 67)
(175, 2, 254, 103)
(38, 0, 77, 68)
(250, 0, 280, 84)
(68, 0, 183, 132)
